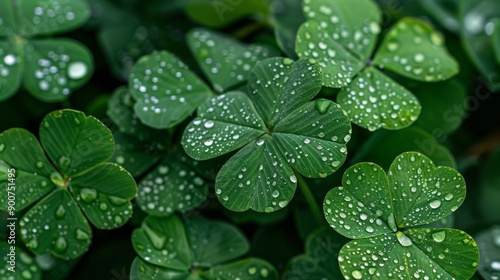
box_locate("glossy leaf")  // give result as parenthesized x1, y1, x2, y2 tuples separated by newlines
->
(23, 39, 93, 102)
(388, 152, 466, 228)
(215, 135, 296, 213)
(136, 155, 208, 217)
(0, 1, 16, 36)
(296, 21, 364, 88)
(374, 18, 459, 82)
(206, 258, 278, 280)
(185, 216, 249, 267)
(20, 188, 92, 259)
(302, 0, 381, 60)
(247, 58, 323, 126)
(129, 51, 213, 129)
(337, 67, 421, 131)
(338, 228, 478, 279)
(17, 0, 91, 36)
(186, 0, 270, 28)
(0, 42, 22, 101)
(132, 216, 192, 270)
(182, 92, 266, 161)
(40, 110, 114, 176)
(0, 129, 55, 211)
(70, 163, 136, 229)
(0, 242, 42, 280)
(188, 28, 277, 92)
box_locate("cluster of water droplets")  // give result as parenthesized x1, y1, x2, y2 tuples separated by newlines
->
(375, 20, 450, 82)
(389, 153, 465, 226)
(189, 29, 275, 93)
(24, 43, 88, 97)
(23, 2, 79, 35)
(0, 50, 19, 93)
(0, 245, 40, 279)
(137, 159, 207, 216)
(339, 68, 420, 131)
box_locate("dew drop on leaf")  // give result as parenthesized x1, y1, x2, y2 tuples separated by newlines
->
(289, 175, 297, 183)
(351, 270, 363, 279)
(108, 195, 127, 206)
(55, 205, 66, 219)
(315, 99, 331, 114)
(396, 231, 413, 247)
(0, 143, 5, 152)
(75, 229, 90, 241)
(3, 54, 16, 65)
(80, 188, 98, 203)
(58, 156, 71, 169)
(430, 200, 442, 209)
(143, 223, 166, 250)
(67, 62, 88, 79)
(53, 236, 68, 253)
(432, 230, 446, 243)
(248, 267, 257, 275)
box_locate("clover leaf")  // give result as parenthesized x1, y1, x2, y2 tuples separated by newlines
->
(182, 58, 352, 213)
(129, 29, 276, 129)
(0, 109, 137, 259)
(323, 152, 479, 279)
(131, 215, 277, 280)
(0, 0, 93, 102)
(296, 0, 459, 131)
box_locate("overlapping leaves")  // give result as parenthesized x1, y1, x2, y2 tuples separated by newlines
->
(0, 109, 137, 259)
(129, 28, 276, 129)
(0, 0, 93, 102)
(323, 152, 478, 279)
(182, 58, 352, 213)
(130, 215, 277, 280)
(296, 0, 459, 131)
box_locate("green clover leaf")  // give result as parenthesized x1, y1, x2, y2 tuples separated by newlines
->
(0, 0, 93, 102)
(129, 29, 276, 129)
(182, 58, 352, 213)
(0, 109, 137, 259)
(296, 0, 459, 131)
(131, 215, 277, 280)
(323, 152, 479, 279)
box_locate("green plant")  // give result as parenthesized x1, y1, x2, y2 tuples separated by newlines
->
(0, 0, 498, 279)
(0, 0, 93, 102)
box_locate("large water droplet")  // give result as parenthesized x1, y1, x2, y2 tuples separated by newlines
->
(283, 58, 294, 66)
(75, 228, 90, 241)
(204, 120, 214, 128)
(491, 261, 500, 271)
(0, 143, 5, 152)
(55, 205, 66, 219)
(58, 156, 71, 169)
(430, 200, 441, 209)
(290, 175, 297, 183)
(80, 188, 98, 203)
(108, 195, 127, 206)
(21, 270, 32, 279)
(68, 62, 88, 79)
(387, 213, 397, 232)
(272, 190, 280, 198)
(432, 230, 446, 243)
(53, 236, 67, 253)
(315, 99, 331, 114)
(27, 238, 38, 249)
(204, 139, 213, 146)
(50, 172, 65, 187)
(248, 267, 257, 275)
(3, 54, 16, 65)
(143, 223, 166, 249)
(396, 231, 413, 247)
(351, 270, 363, 279)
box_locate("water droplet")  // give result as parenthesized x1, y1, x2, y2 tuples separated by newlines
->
(414, 53, 425, 63)
(369, 21, 380, 34)
(290, 175, 297, 183)
(430, 200, 441, 209)
(256, 139, 265, 146)
(0, 143, 5, 152)
(248, 267, 257, 275)
(50, 172, 65, 186)
(315, 99, 331, 114)
(204, 120, 214, 128)
(387, 213, 397, 232)
(36, 161, 44, 168)
(283, 58, 294, 66)
(272, 190, 280, 198)
(99, 202, 108, 211)
(53, 236, 67, 252)
(204, 139, 213, 146)
(21, 270, 32, 279)
(444, 193, 454, 201)
(264, 207, 274, 213)
(260, 268, 269, 277)
(55, 205, 66, 219)
(158, 166, 169, 175)
(116, 156, 125, 165)
(387, 42, 398, 51)
(80, 188, 98, 203)
(74, 118, 81, 126)
(68, 62, 88, 79)
(368, 268, 377, 275)
(432, 230, 446, 243)
(366, 226, 374, 233)
(3, 54, 16, 65)
(114, 215, 123, 224)
(491, 261, 500, 271)
(396, 231, 412, 247)
(108, 195, 127, 206)
(279, 200, 288, 208)
(76, 229, 90, 241)
(143, 223, 166, 249)
(352, 270, 363, 279)
(58, 156, 71, 169)
(27, 238, 38, 249)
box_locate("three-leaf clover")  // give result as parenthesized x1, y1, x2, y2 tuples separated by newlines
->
(0, 0, 93, 102)
(296, 0, 459, 131)
(131, 215, 278, 280)
(323, 152, 479, 279)
(182, 58, 352, 213)
(129, 28, 277, 129)
(0, 109, 137, 259)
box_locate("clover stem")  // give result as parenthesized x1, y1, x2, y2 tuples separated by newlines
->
(296, 173, 324, 226)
